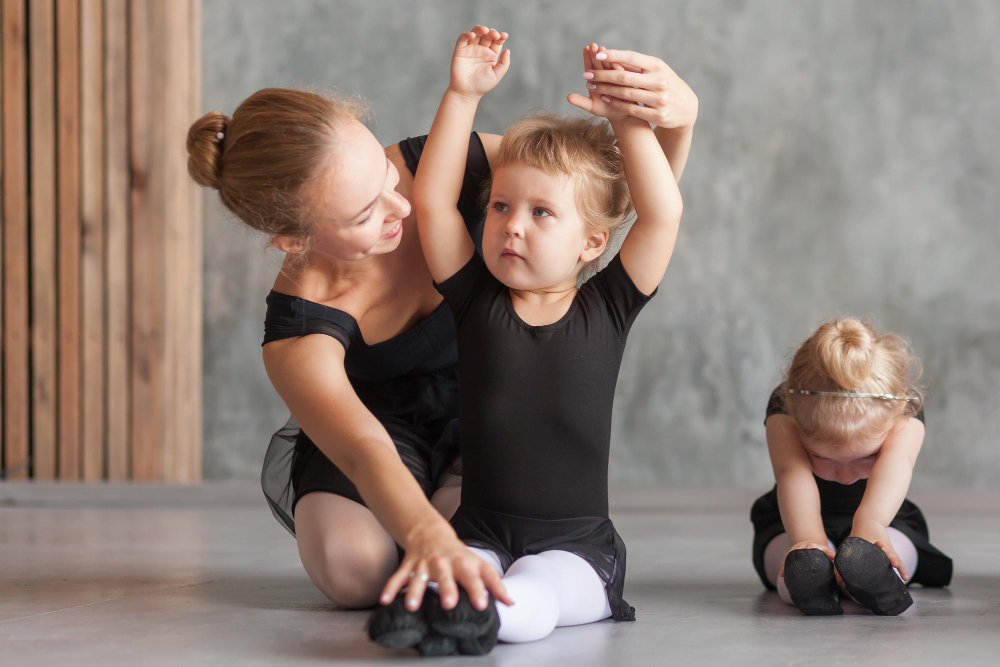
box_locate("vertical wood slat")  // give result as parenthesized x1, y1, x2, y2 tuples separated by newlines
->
(0, 0, 5, 477)
(3, 0, 30, 479)
(81, 0, 105, 480)
(57, 0, 81, 480)
(128, 0, 162, 480)
(29, 0, 57, 479)
(104, 0, 129, 481)
(185, 0, 202, 482)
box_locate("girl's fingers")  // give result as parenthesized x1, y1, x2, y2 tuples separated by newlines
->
(596, 48, 664, 72)
(491, 32, 508, 55)
(494, 49, 511, 77)
(586, 68, 660, 90)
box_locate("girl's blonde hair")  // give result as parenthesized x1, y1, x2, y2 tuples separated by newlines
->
(485, 112, 633, 234)
(782, 317, 923, 443)
(186, 88, 367, 243)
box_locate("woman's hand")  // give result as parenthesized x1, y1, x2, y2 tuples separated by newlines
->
(448, 25, 511, 100)
(380, 520, 514, 612)
(568, 43, 698, 130)
(779, 540, 837, 577)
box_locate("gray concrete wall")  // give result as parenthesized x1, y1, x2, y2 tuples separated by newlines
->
(201, 0, 1000, 487)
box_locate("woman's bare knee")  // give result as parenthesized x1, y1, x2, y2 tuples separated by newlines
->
(295, 493, 398, 608)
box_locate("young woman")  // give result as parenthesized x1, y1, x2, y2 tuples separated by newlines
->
(185, 36, 697, 615)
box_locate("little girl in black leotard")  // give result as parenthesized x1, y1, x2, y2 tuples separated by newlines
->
(368, 26, 683, 654)
(751, 317, 952, 616)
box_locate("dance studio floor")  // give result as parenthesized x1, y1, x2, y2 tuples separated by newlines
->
(1, 482, 997, 666)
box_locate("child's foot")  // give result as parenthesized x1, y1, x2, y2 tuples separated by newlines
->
(835, 536, 913, 616)
(424, 589, 500, 655)
(783, 548, 843, 615)
(366, 591, 428, 650)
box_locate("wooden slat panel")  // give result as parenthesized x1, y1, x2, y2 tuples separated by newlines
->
(3, 0, 30, 479)
(56, 0, 81, 479)
(129, 0, 165, 480)
(0, 0, 5, 476)
(104, 0, 129, 480)
(186, 0, 203, 482)
(81, 0, 105, 480)
(29, 0, 58, 480)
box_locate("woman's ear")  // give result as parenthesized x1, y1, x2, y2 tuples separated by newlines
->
(580, 228, 609, 263)
(270, 235, 308, 255)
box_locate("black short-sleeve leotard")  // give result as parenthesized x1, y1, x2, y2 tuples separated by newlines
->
(434, 248, 656, 622)
(750, 386, 953, 589)
(260, 133, 490, 536)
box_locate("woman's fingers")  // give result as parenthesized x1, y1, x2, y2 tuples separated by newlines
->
(480, 560, 514, 606)
(380, 559, 416, 605)
(586, 68, 661, 90)
(404, 561, 430, 611)
(599, 94, 659, 123)
(567, 92, 597, 113)
(433, 559, 459, 610)
(595, 48, 664, 72)
(586, 81, 664, 108)
(453, 562, 490, 610)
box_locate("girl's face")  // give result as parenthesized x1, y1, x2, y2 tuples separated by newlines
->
(290, 119, 412, 261)
(800, 432, 888, 484)
(482, 164, 607, 291)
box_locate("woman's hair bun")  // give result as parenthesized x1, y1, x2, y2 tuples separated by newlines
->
(186, 110, 230, 189)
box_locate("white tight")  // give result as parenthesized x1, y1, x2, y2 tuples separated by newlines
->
(467, 547, 612, 643)
(762, 529, 919, 605)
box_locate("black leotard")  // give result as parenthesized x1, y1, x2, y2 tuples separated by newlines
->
(750, 386, 953, 589)
(435, 248, 656, 621)
(260, 133, 490, 536)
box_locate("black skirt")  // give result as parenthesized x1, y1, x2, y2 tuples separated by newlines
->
(750, 475, 953, 589)
(262, 367, 462, 536)
(450, 504, 635, 622)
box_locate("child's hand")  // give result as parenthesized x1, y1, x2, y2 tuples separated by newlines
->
(448, 26, 510, 100)
(779, 540, 836, 577)
(851, 521, 910, 581)
(568, 43, 698, 130)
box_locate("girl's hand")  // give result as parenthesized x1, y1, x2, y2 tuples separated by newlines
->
(448, 25, 510, 100)
(779, 540, 836, 577)
(380, 520, 514, 612)
(568, 43, 698, 130)
(852, 521, 910, 581)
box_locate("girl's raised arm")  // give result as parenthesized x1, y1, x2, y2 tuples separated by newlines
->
(414, 26, 510, 284)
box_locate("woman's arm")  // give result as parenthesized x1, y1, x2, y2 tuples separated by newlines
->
(570, 45, 698, 183)
(767, 415, 835, 567)
(263, 336, 512, 611)
(413, 26, 510, 284)
(851, 417, 925, 580)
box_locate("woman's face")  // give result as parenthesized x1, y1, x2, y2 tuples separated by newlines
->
(482, 163, 606, 291)
(300, 119, 412, 261)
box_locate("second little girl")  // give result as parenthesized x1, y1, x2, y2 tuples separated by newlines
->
(752, 317, 952, 615)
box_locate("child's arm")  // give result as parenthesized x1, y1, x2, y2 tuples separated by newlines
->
(850, 417, 925, 581)
(568, 44, 681, 296)
(413, 26, 510, 284)
(766, 415, 836, 568)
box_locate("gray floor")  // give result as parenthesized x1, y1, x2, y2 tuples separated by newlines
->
(1, 483, 997, 666)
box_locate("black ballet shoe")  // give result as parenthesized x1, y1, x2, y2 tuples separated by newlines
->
(835, 536, 913, 616)
(455, 609, 500, 656)
(424, 589, 500, 651)
(783, 548, 843, 616)
(417, 633, 457, 656)
(366, 592, 427, 650)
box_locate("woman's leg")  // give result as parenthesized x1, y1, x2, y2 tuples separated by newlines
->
(489, 550, 611, 644)
(429, 468, 462, 520)
(295, 492, 399, 609)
